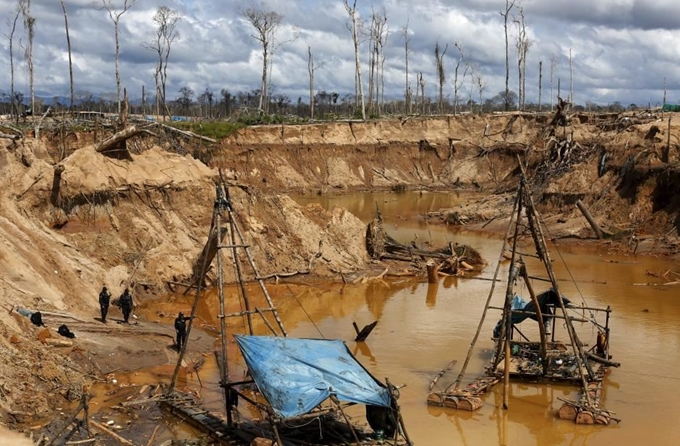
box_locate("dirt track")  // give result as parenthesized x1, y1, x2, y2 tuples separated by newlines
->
(0, 111, 678, 441)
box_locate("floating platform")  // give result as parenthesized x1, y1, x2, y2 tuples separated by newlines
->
(496, 341, 608, 382)
(427, 375, 500, 411)
(160, 393, 251, 446)
(428, 341, 619, 425)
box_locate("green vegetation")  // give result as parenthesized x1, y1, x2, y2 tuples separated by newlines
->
(169, 121, 245, 140)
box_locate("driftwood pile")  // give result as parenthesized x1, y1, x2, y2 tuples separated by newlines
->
(366, 212, 485, 278)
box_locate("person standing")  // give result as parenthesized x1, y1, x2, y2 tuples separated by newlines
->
(174, 312, 193, 351)
(119, 288, 133, 323)
(98, 286, 111, 323)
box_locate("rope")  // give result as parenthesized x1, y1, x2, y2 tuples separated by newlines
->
(540, 224, 600, 325)
(283, 281, 325, 339)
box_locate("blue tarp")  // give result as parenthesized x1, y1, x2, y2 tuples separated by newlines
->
(234, 335, 391, 419)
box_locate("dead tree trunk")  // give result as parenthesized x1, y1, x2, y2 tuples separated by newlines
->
(51, 164, 65, 206)
(95, 125, 143, 153)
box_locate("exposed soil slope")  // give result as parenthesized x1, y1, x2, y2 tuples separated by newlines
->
(0, 111, 678, 441)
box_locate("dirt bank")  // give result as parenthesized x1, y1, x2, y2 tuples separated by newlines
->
(0, 133, 369, 439)
(0, 111, 678, 441)
(216, 112, 680, 255)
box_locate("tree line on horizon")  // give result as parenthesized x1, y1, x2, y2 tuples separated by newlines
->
(1, 0, 667, 126)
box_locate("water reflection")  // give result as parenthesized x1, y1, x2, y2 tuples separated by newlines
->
(111, 191, 680, 446)
(290, 191, 680, 446)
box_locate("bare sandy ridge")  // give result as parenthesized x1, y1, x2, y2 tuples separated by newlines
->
(0, 112, 678, 440)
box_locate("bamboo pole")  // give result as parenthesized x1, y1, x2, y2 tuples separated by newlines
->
(517, 157, 594, 406)
(503, 339, 511, 410)
(223, 184, 287, 336)
(448, 190, 520, 392)
(500, 183, 524, 410)
(486, 307, 588, 323)
(519, 262, 547, 370)
(215, 209, 231, 426)
(270, 420, 284, 446)
(255, 307, 279, 336)
(429, 360, 457, 391)
(226, 205, 254, 335)
(386, 378, 413, 446)
(330, 394, 361, 446)
(224, 307, 277, 317)
(168, 202, 217, 395)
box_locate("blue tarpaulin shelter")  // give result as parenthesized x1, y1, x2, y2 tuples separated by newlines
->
(234, 335, 391, 419)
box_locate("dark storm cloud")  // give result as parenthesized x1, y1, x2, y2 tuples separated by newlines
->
(0, 0, 678, 106)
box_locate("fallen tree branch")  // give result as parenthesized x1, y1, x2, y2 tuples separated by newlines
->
(0, 124, 24, 138)
(95, 125, 145, 153)
(89, 420, 136, 445)
(0, 132, 21, 140)
(35, 106, 52, 139)
(16, 173, 44, 201)
(258, 270, 310, 281)
(153, 122, 217, 143)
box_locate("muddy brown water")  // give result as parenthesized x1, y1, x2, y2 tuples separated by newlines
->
(95, 191, 679, 445)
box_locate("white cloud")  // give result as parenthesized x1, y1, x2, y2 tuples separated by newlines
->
(0, 0, 678, 107)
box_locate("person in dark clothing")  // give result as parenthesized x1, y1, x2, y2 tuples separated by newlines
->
(119, 288, 133, 323)
(98, 286, 111, 323)
(174, 312, 193, 351)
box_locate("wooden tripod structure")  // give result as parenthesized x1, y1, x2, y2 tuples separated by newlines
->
(428, 158, 620, 424)
(164, 178, 414, 444)
(166, 179, 287, 426)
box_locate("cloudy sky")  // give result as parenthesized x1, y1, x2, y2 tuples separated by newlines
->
(0, 0, 679, 108)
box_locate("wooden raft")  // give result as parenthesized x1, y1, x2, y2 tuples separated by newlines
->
(160, 393, 250, 445)
(427, 375, 500, 411)
(557, 367, 620, 425)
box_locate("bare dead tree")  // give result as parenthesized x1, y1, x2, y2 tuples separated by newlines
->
(144, 6, 180, 120)
(101, 0, 138, 115)
(308, 47, 315, 119)
(60, 0, 74, 111)
(414, 71, 420, 112)
(366, 9, 387, 116)
(663, 77, 667, 106)
(434, 41, 448, 114)
(550, 55, 558, 111)
(343, 0, 366, 120)
(379, 22, 388, 116)
(452, 42, 468, 115)
(402, 18, 411, 114)
(265, 27, 299, 115)
(308, 47, 326, 120)
(243, 6, 283, 115)
(468, 68, 475, 108)
(20, 0, 36, 120)
(366, 12, 376, 116)
(514, 6, 531, 110)
(538, 60, 542, 111)
(418, 72, 426, 115)
(569, 48, 574, 105)
(5, 4, 21, 122)
(500, 0, 516, 111)
(476, 70, 486, 114)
